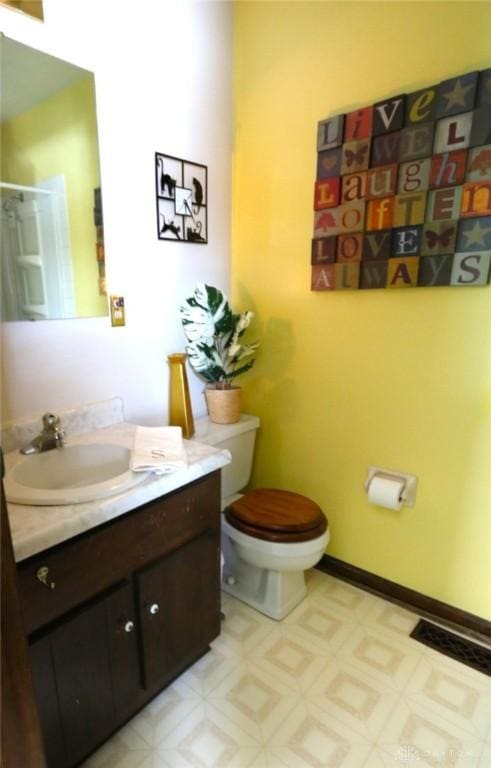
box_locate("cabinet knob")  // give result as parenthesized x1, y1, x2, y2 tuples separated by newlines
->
(124, 620, 135, 633)
(36, 566, 55, 590)
(148, 603, 159, 616)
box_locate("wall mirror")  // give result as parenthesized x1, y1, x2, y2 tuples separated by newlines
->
(0, 35, 108, 321)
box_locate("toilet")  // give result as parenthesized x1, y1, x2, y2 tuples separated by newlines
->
(195, 414, 329, 620)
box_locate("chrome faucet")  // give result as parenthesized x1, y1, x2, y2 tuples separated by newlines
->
(20, 413, 65, 455)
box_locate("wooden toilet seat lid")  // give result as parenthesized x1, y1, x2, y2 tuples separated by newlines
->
(228, 488, 326, 533)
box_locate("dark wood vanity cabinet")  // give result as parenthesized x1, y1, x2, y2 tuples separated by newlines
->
(18, 471, 222, 768)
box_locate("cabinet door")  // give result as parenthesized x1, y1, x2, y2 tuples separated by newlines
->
(30, 636, 65, 768)
(50, 598, 115, 765)
(105, 581, 141, 714)
(30, 581, 141, 768)
(137, 530, 220, 687)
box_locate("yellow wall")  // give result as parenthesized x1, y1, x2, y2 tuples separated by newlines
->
(2, 76, 105, 317)
(233, 2, 491, 618)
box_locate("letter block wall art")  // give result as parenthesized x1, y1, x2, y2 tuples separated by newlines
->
(311, 68, 491, 291)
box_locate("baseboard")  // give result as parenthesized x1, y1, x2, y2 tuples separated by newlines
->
(316, 554, 491, 643)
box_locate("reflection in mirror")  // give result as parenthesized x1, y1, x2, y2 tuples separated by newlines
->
(0, 36, 108, 320)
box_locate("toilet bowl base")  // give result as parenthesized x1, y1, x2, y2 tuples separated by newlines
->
(222, 559, 307, 620)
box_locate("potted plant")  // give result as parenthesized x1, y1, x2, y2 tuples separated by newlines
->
(180, 283, 259, 424)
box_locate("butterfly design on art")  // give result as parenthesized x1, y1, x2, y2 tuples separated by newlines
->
(344, 145, 368, 168)
(425, 227, 455, 249)
(470, 149, 491, 177)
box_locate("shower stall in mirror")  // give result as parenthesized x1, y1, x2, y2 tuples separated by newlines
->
(1, 179, 73, 320)
(0, 35, 107, 321)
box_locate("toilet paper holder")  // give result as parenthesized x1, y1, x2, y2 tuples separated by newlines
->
(364, 466, 418, 508)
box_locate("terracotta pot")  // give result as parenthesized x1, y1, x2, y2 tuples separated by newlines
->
(204, 385, 241, 424)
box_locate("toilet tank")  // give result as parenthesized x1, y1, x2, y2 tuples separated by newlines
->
(194, 414, 260, 501)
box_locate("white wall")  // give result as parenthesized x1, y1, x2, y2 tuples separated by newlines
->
(0, 0, 233, 425)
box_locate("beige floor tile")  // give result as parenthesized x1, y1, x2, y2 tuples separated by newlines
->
(213, 601, 277, 658)
(305, 657, 402, 742)
(361, 747, 400, 767)
(128, 678, 202, 747)
(403, 654, 491, 741)
(136, 756, 176, 768)
(157, 746, 264, 768)
(282, 598, 359, 656)
(308, 576, 383, 623)
(268, 699, 372, 767)
(382, 741, 484, 768)
(84, 718, 150, 760)
(364, 601, 420, 639)
(156, 700, 261, 766)
(378, 697, 484, 767)
(478, 742, 491, 767)
(249, 625, 334, 694)
(248, 749, 291, 768)
(421, 644, 491, 693)
(208, 659, 297, 742)
(335, 625, 424, 692)
(179, 646, 244, 697)
(159, 748, 266, 768)
(82, 743, 150, 768)
(221, 591, 238, 610)
(305, 569, 330, 590)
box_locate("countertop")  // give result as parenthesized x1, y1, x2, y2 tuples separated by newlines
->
(5, 422, 231, 563)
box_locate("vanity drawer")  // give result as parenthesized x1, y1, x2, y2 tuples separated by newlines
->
(18, 471, 220, 635)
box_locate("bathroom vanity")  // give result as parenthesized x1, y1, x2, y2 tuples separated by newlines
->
(4, 410, 230, 768)
(19, 472, 220, 768)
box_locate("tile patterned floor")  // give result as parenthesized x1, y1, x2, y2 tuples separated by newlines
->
(83, 571, 491, 768)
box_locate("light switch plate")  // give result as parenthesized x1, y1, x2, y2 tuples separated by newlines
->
(110, 295, 125, 327)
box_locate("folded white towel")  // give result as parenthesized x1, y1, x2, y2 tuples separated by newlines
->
(130, 426, 188, 474)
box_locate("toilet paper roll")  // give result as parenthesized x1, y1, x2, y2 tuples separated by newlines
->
(368, 475, 404, 511)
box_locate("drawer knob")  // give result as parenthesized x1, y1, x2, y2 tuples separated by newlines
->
(148, 602, 159, 616)
(124, 620, 135, 633)
(36, 566, 55, 590)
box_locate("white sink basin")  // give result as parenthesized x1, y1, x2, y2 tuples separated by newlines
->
(5, 443, 148, 506)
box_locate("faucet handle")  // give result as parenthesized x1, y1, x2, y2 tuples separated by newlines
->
(42, 413, 61, 431)
(41, 413, 65, 447)
(19, 413, 65, 454)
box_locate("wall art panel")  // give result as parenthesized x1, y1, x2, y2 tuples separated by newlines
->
(311, 69, 491, 290)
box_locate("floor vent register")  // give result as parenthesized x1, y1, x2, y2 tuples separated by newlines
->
(410, 619, 491, 677)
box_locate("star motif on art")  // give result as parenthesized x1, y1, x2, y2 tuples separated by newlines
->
(442, 78, 474, 110)
(462, 220, 491, 248)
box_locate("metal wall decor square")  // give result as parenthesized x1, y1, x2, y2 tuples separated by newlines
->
(155, 153, 207, 244)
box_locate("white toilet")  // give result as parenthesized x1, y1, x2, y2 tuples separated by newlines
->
(195, 414, 330, 620)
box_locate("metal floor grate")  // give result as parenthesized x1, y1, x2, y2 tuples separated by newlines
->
(410, 619, 491, 676)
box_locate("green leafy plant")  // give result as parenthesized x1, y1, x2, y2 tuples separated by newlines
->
(180, 284, 259, 389)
